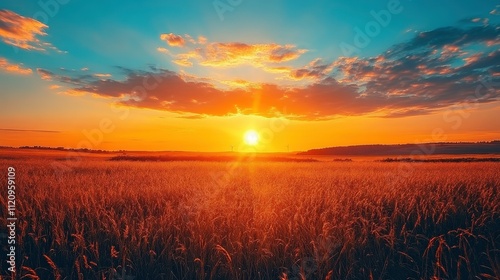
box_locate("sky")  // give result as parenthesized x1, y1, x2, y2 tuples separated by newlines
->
(0, 0, 499, 152)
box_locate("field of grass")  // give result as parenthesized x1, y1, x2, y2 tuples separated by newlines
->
(1, 156, 499, 279)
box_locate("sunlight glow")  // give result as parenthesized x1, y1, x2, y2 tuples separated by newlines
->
(243, 130, 259, 146)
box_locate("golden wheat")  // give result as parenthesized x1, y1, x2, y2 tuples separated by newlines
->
(0, 158, 498, 279)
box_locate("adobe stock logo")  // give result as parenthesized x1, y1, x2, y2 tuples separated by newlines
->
(213, 0, 243, 21)
(340, 0, 404, 56)
(33, 0, 70, 25)
(10, 0, 70, 54)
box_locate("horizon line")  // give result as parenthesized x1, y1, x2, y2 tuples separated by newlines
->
(1, 139, 499, 154)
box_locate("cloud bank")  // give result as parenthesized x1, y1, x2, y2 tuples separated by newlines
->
(40, 24, 500, 120)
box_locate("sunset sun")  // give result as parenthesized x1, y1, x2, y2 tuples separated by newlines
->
(243, 130, 259, 146)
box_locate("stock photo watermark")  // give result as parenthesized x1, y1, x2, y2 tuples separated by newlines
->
(11, 0, 70, 54)
(386, 74, 499, 185)
(285, 257, 318, 280)
(209, 113, 290, 188)
(50, 72, 168, 178)
(5, 167, 17, 273)
(339, 0, 404, 56)
(33, 0, 70, 24)
(213, 0, 244, 21)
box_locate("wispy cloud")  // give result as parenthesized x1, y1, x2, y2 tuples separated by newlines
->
(157, 47, 171, 55)
(0, 9, 61, 52)
(93, 73, 112, 78)
(490, 5, 500, 15)
(160, 33, 186, 47)
(388, 25, 498, 56)
(289, 59, 334, 81)
(159, 34, 307, 70)
(0, 128, 61, 133)
(0, 57, 32, 75)
(37, 68, 54, 80)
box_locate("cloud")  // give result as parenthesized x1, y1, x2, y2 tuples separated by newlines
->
(0, 9, 50, 50)
(36, 68, 110, 92)
(460, 17, 490, 25)
(330, 24, 500, 117)
(388, 25, 499, 57)
(198, 35, 207, 44)
(289, 59, 334, 81)
(37, 68, 54, 80)
(184, 34, 197, 44)
(157, 47, 171, 55)
(490, 5, 500, 15)
(160, 33, 185, 47)
(41, 24, 500, 120)
(172, 52, 198, 67)
(82, 73, 366, 119)
(161, 34, 307, 70)
(94, 73, 112, 78)
(37, 66, 357, 119)
(194, 42, 306, 67)
(0, 57, 32, 75)
(0, 128, 60, 133)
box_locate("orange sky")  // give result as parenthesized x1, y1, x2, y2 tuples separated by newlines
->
(2, 83, 499, 152)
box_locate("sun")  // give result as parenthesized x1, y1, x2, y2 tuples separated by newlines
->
(243, 130, 259, 146)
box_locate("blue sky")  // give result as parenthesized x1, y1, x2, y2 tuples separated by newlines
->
(1, 0, 497, 76)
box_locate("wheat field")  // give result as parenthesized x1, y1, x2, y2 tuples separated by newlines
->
(0, 157, 499, 279)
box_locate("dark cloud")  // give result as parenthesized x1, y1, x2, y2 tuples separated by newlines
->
(388, 25, 499, 57)
(290, 59, 333, 80)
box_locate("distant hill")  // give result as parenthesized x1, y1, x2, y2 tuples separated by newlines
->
(298, 140, 500, 156)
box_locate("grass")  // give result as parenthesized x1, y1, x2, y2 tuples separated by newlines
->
(108, 154, 318, 162)
(379, 157, 500, 162)
(0, 157, 499, 279)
